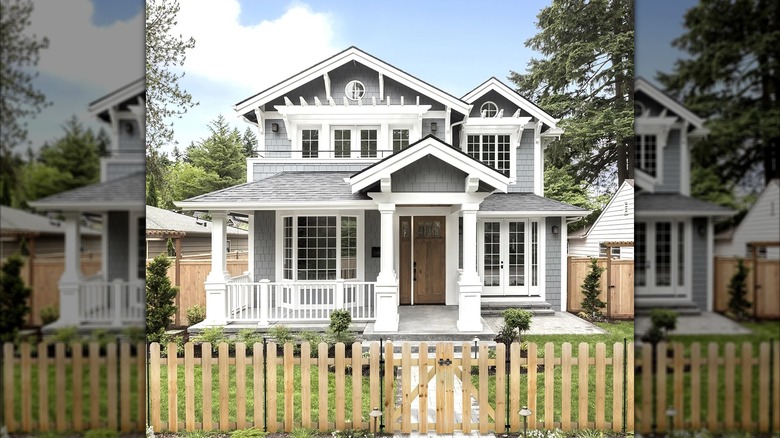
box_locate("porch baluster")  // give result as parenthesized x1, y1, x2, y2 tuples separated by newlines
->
(335, 279, 345, 310)
(112, 279, 123, 327)
(259, 279, 270, 327)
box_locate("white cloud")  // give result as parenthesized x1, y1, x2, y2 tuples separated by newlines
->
(174, 1, 338, 93)
(27, 0, 144, 92)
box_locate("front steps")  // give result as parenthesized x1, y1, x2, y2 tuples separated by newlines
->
(634, 301, 702, 316)
(481, 300, 555, 316)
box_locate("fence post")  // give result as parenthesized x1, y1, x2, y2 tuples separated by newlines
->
(112, 279, 123, 327)
(379, 337, 385, 433)
(623, 337, 627, 434)
(262, 336, 268, 433)
(258, 279, 270, 327)
(335, 279, 345, 309)
(771, 339, 775, 436)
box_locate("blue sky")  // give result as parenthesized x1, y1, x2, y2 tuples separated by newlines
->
(20, 1, 700, 157)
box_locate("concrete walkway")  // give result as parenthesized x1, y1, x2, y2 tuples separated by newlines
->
(484, 310, 608, 335)
(634, 311, 752, 336)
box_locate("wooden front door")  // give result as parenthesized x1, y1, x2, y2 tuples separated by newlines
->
(399, 216, 446, 305)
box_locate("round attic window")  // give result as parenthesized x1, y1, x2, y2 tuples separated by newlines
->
(634, 102, 646, 117)
(480, 101, 498, 117)
(345, 80, 366, 101)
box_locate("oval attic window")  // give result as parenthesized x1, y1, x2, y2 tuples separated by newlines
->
(480, 101, 498, 117)
(345, 80, 366, 101)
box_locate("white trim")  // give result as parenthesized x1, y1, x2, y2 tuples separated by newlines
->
(349, 136, 510, 193)
(128, 211, 140, 281)
(533, 123, 543, 195)
(369, 192, 491, 205)
(461, 77, 559, 129)
(27, 201, 146, 211)
(248, 213, 255, 281)
(635, 77, 707, 131)
(680, 121, 690, 196)
(477, 211, 589, 217)
(477, 218, 545, 299)
(559, 218, 567, 311)
(635, 210, 737, 218)
(99, 156, 145, 183)
(176, 200, 376, 211)
(234, 47, 470, 116)
(706, 219, 714, 311)
(88, 78, 145, 116)
(100, 213, 108, 281)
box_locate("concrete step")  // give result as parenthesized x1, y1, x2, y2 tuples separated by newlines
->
(360, 340, 498, 354)
(480, 300, 555, 316)
(634, 302, 701, 316)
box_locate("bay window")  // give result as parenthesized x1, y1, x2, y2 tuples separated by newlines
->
(282, 214, 359, 281)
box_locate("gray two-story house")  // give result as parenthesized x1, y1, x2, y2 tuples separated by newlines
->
(29, 78, 146, 329)
(634, 77, 736, 313)
(176, 47, 587, 332)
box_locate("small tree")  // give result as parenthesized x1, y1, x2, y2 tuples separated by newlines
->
(0, 256, 32, 342)
(146, 254, 178, 343)
(494, 308, 532, 346)
(328, 309, 355, 344)
(727, 258, 751, 321)
(580, 258, 606, 320)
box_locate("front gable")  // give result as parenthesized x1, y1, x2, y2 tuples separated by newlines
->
(349, 135, 509, 194)
(461, 77, 560, 131)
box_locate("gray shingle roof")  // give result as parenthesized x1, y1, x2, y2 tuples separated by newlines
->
(184, 172, 370, 203)
(479, 193, 588, 212)
(146, 205, 246, 235)
(0, 205, 100, 235)
(29, 172, 145, 208)
(635, 192, 735, 214)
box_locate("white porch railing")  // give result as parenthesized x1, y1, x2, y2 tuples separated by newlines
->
(79, 279, 145, 325)
(225, 279, 377, 323)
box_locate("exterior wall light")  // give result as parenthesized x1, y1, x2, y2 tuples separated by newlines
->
(551, 225, 559, 235)
(271, 122, 279, 133)
(430, 122, 437, 132)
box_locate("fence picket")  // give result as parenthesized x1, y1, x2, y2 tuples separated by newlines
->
(300, 342, 311, 428)
(3, 343, 14, 432)
(318, 342, 328, 432)
(236, 343, 247, 430)
(167, 343, 177, 432)
(351, 341, 363, 429)
(544, 343, 555, 430)
(595, 343, 605, 430)
(611, 342, 623, 432)
(335, 343, 346, 430)
(758, 342, 769, 431)
(527, 342, 538, 429)
(266, 343, 277, 432)
(120, 342, 132, 432)
(773, 341, 780, 428)
(418, 342, 429, 433)
(54, 343, 65, 431)
(185, 342, 195, 431)
(284, 343, 294, 432)
(561, 343, 572, 431)
(21, 343, 32, 432)
(707, 343, 718, 430)
(509, 342, 521, 431)
(253, 342, 264, 430)
(673, 342, 684, 430)
(385, 341, 395, 433)
(626, 342, 634, 431)
(107, 343, 117, 430)
(656, 342, 667, 432)
(369, 341, 380, 431)
(461, 343, 472, 434)
(690, 343, 701, 430)
(479, 343, 489, 433)
(401, 342, 411, 433)
(201, 343, 213, 431)
(495, 343, 506, 434)
(578, 342, 589, 430)
(725, 343, 735, 429)
(150, 343, 161, 431)
(741, 343, 752, 430)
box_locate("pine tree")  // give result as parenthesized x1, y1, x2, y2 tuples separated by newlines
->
(0, 256, 32, 342)
(242, 127, 258, 158)
(146, 254, 178, 342)
(581, 257, 606, 320)
(727, 258, 751, 321)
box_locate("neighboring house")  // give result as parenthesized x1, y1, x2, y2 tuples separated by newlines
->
(145, 205, 248, 259)
(567, 179, 634, 260)
(633, 77, 736, 312)
(715, 179, 780, 259)
(1, 205, 101, 260)
(28, 79, 146, 330)
(175, 47, 588, 332)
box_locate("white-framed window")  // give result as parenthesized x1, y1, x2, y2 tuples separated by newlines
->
(467, 134, 511, 176)
(635, 134, 657, 177)
(360, 129, 378, 157)
(281, 214, 359, 281)
(599, 243, 621, 258)
(333, 129, 351, 158)
(480, 101, 498, 117)
(330, 126, 379, 158)
(392, 128, 410, 152)
(479, 218, 543, 296)
(302, 129, 319, 158)
(345, 80, 365, 101)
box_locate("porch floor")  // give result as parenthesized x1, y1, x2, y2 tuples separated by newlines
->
(362, 305, 496, 341)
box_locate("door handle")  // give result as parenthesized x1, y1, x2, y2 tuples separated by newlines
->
(500, 261, 504, 269)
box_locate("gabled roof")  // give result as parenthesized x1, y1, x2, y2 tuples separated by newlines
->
(635, 192, 736, 217)
(0, 205, 100, 236)
(348, 135, 510, 193)
(479, 193, 589, 215)
(88, 78, 145, 123)
(634, 77, 707, 133)
(27, 172, 145, 212)
(146, 205, 246, 236)
(233, 46, 471, 116)
(461, 77, 559, 130)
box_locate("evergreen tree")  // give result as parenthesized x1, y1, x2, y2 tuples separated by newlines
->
(511, 0, 634, 185)
(146, 254, 178, 342)
(242, 127, 258, 158)
(580, 258, 606, 320)
(186, 115, 246, 187)
(727, 258, 751, 321)
(37, 117, 101, 187)
(0, 256, 32, 342)
(167, 162, 222, 203)
(657, 0, 780, 185)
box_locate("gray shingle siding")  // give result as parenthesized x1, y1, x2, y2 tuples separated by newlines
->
(509, 129, 534, 193)
(105, 162, 145, 181)
(118, 120, 144, 153)
(264, 119, 291, 158)
(468, 90, 527, 119)
(691, 217, 708, 310)
(422, 118, 445, 142)
(108, 211, 128, 281)
(364, 210, 380, 281)
(545, 217, 561, 310)
(253, 211, 276, 281)
(391, 155, 467, 192)
(657, 130, 681, 192)
(252, 163, 367, 182)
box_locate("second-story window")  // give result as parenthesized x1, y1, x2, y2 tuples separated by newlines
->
(392, 129, 410, 152)
(334, 129, 351, 158)
(302, 129, 319, 158)
(467, 134, 511, 176)
(360, 129, 377, 157)
(635, 134, 657, 177)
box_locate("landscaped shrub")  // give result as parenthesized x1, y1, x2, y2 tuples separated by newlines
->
(236, 328, 263, 347)
(327, 309, 355, 344)
(298, 330, 325, 356)
(494, 308, 532, 346)
(50, 326, 79, 344)
(122, 326, 146, 344)
(727, 258, 751, 321)
(0, 255, 32, 343)
(146, 254, 178, 343)
(641, 308, 678, 345)
(186, 303, 206, 326)
(267, 324, 295, 345)
(291, 427, 318, 438)
(156, 331, 185, 357)
(580, 257, 606, 320)
(39, 305, 59, 325)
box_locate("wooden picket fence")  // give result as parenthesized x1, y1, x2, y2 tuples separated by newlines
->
(1, 341, 146, 433)
(147, 341, 635, 433)
(635, 341, 780, 434)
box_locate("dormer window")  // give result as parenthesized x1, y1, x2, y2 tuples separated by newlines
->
(467, 134, 511, 176)
(635, 134, 657, 177)
(480, 101, 498, 117)
(345, 80, 365, 101)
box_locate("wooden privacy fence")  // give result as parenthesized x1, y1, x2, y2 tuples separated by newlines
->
(635, 341, 780, 434)
(147, 340, 635, 434)
(1, 341, 146, 433)
(567, 257, 634, 319)
(713, 257, 780, 319)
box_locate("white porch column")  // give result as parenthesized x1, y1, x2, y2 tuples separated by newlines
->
(374, 203, 399, 332)
(457, 204, 483, 332)
(204, 211, 230, 325)
(56, 211, 83, 326)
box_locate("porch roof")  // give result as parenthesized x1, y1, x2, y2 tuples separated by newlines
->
(27, 172, 145, 212)
(635, 192, 737, 217)
(479, 192, 589, 215)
